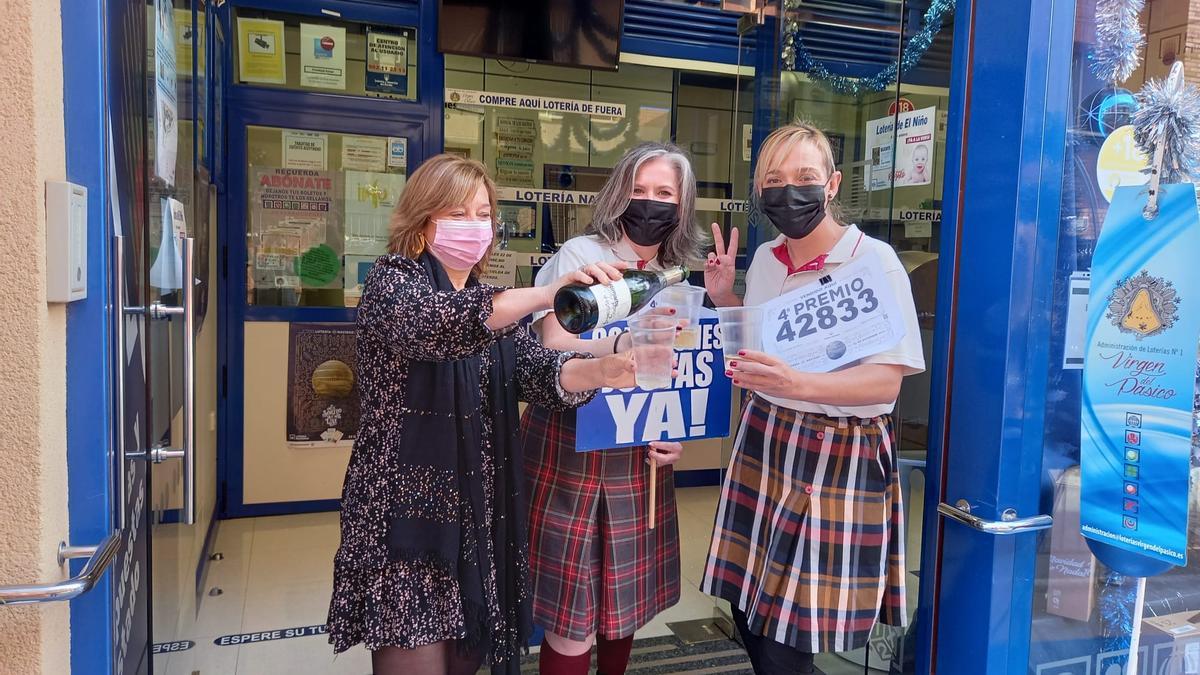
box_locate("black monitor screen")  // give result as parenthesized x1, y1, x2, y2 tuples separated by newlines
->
(438, 0, 624, 70)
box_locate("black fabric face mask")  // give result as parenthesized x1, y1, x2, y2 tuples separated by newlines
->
(760, 184, 828, 240)
(620, 198, 680, 246)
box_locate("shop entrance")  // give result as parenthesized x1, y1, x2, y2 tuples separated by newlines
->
(154, 1, 963, 673)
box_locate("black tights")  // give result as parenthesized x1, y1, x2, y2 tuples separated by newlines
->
(371, 640, 484, 675)
(733, 608, 816, 675)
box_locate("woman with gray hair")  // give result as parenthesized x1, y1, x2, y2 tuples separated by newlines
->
(520, 142, 707, 675)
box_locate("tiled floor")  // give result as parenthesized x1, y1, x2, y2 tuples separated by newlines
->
(152, 482, 925, 674)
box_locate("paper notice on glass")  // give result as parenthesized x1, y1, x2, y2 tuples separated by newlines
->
(387, 137, 408, 168)
(344, 171, 405, 255)
(153, 0, 178, 185)
(366, 27, 408, 97)
(283, 131, 328, 170)
(237, 18, 285, 84)
(174, 8, 195, 70)
(150, 197, 186, 290)
(759, 252, 907, 373)
(300, 24, 346, 90)
(864, 106, 936, 192)
(480, 249, 518, 286)
(341, 136, 387, 172)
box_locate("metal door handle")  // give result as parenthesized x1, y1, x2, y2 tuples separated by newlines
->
(0, 531, 122, 605)
(937, 500, 1053, 535)
(127, 237, 196, 525)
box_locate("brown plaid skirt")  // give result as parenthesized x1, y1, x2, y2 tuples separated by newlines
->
(520, 405, 681, 640)
(701, 395, 907, 653)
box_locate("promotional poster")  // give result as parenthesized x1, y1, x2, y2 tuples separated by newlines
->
(864, 105, 936, 192)
(1080, 183, 1200, 573)
(287, 323, 360, 446)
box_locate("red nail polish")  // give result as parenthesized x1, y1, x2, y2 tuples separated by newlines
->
(729, 361, 737, 367)
(738, 350, 746, 356)
(725, 370, 732, 377)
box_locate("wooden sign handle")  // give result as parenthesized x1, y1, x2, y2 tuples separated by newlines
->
(648, 459, 657, 530)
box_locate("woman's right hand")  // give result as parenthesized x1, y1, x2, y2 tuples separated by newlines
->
(545, 261, 627, 307)
(704, 222, 739, 306)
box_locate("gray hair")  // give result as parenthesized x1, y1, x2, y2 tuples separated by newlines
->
(585, 142, 706, 268)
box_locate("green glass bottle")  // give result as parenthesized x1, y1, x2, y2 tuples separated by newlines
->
(553, 267, 689, 334)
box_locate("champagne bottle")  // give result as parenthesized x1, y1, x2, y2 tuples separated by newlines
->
(554, 266, 689, 334)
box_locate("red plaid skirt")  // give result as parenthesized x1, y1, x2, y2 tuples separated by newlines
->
(520, 405, 681, 640)
(701, 395, 907, 653)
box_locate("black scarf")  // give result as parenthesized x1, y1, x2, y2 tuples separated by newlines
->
(386, 253, 531, 673)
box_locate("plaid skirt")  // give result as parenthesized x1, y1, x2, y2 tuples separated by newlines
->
(701, 395, 906, 653)
(520, 405, 681, 640)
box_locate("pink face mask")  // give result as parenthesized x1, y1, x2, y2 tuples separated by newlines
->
(429, 218, 494, 270)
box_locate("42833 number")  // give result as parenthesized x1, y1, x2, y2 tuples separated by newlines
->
(775, 288, 879, 343)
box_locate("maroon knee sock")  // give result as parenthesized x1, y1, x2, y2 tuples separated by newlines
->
(596, 634, 635, 675)
(538, 640, 591, 675)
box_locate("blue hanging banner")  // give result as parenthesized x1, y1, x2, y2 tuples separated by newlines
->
(1080, 183, 1200, 576)
(574, 308, 733, 452)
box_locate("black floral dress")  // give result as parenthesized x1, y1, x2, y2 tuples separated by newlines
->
(327, 254, 592, 661)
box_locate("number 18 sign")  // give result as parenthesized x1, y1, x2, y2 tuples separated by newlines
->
(760, 251, 906, 373)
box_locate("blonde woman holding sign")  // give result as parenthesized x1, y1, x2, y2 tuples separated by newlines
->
(521, 142, 706, 675)
(701, 123, 925, 675)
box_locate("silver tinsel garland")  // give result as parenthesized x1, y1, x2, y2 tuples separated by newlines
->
(1132, 72, 1200, 183)
(1091, 0, 1145, 85)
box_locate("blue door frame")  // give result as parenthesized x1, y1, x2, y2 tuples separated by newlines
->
(917, 0, 1078, 672)
(63, 0, 117, 670)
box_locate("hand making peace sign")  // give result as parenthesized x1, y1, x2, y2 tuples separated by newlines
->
(703, 222, 740, 307)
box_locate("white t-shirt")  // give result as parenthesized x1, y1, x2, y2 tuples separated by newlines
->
(743, 225, 925, 418)
(531, 235, 680, 326)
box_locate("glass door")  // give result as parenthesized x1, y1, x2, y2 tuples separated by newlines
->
(107, 0, 154, 671)
(146, 0, 214, 670)
(923, 0, 1200, 673)
(1016, 1, 1200, 673)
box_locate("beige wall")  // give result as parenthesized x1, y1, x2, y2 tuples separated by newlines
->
(0, 0, 70, 673)
(243, 322, 353, 504)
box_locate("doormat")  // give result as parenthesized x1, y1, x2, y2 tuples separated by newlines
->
(665, 617, 735, 645)
(512, 634, 753, 674)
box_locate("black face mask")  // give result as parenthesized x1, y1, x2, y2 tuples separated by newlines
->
(620, 198, 679, 247)
(760, 184, 828, 240)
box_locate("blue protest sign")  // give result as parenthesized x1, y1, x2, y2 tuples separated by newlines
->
(574, 309, 732, 452)
(1080, 183, 1200, 576)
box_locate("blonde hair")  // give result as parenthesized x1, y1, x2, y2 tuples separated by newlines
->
(753, 122, 844, 222)
(387, 154, 497, 276)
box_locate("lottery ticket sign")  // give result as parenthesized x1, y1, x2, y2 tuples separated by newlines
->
(760, 252, 907, 373)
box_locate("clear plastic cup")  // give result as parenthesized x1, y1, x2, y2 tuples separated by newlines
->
(628, 316, 677, 390)
(716, 306, 764, 372)
(654, 285, 706, 349)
